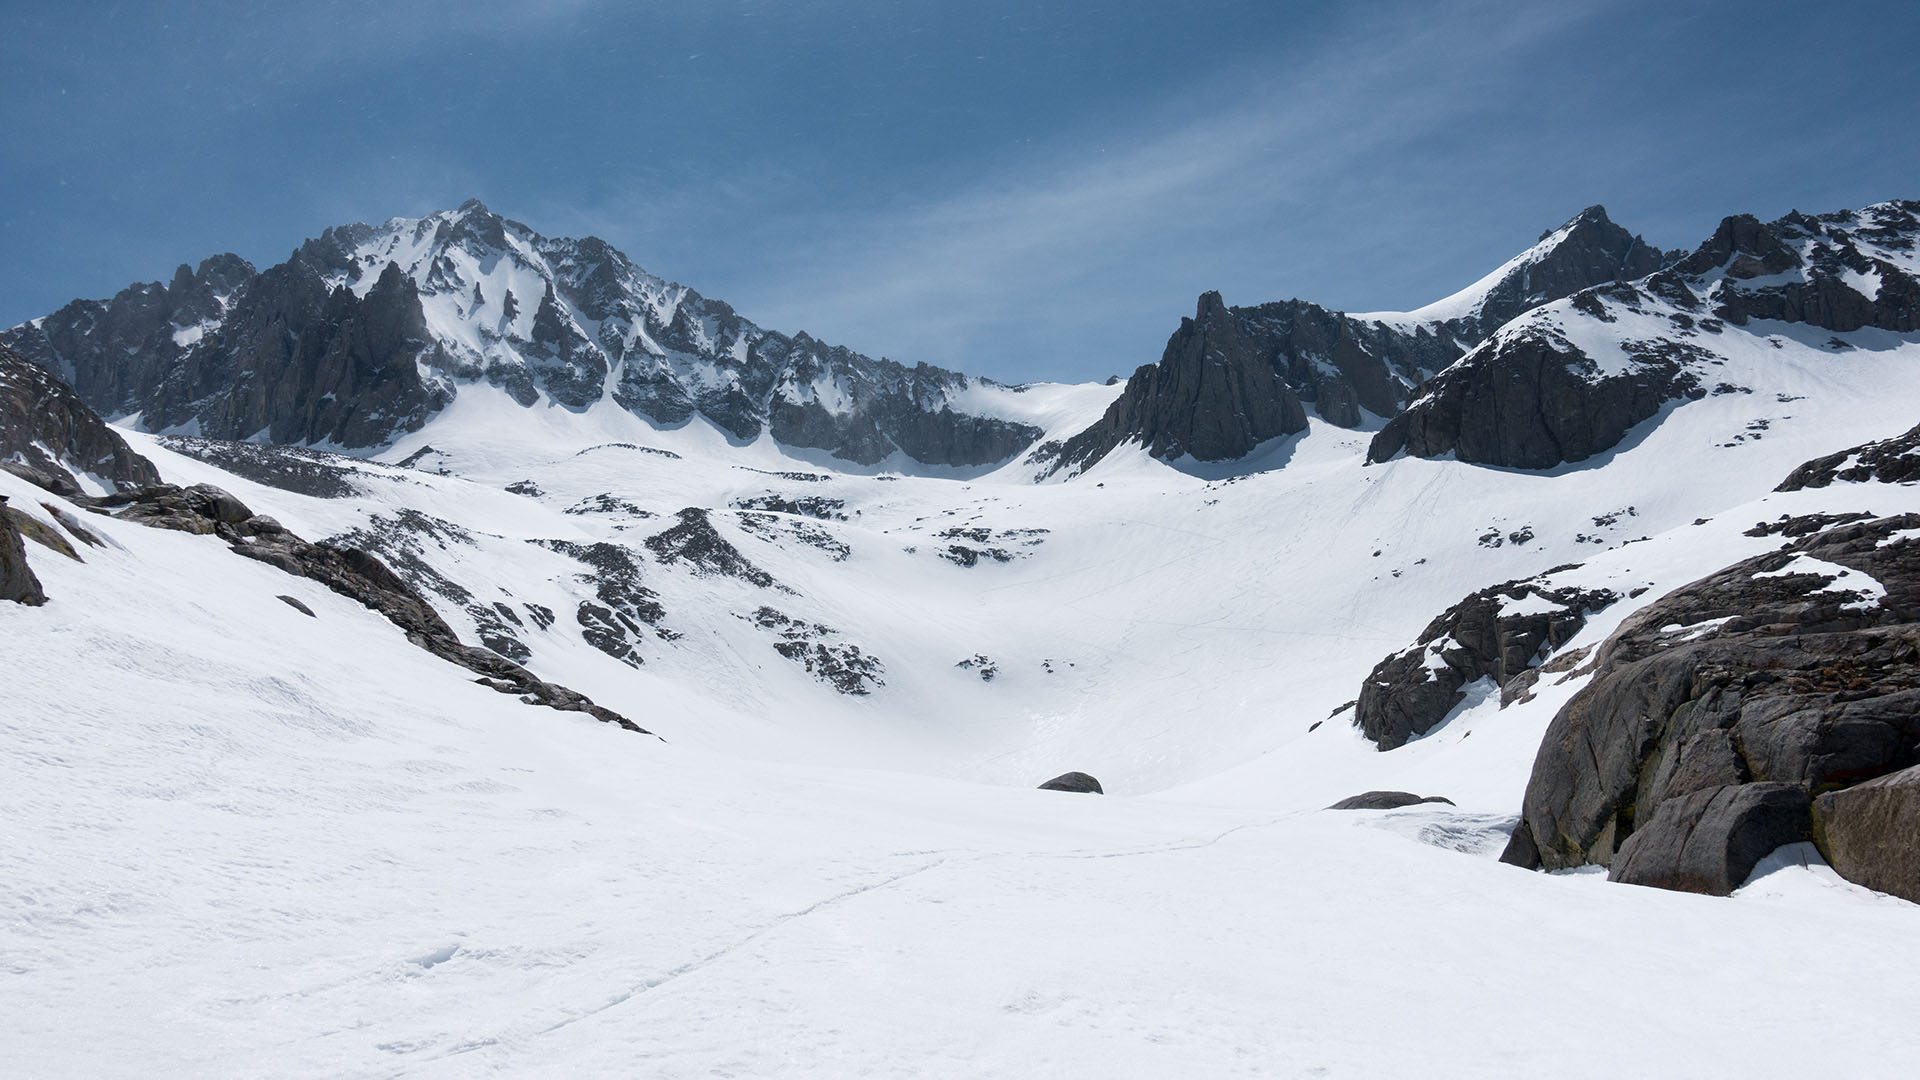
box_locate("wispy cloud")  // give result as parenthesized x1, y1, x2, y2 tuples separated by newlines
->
(698, 0, 1613, 380)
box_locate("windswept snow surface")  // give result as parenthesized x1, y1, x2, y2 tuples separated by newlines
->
(9, 323, 1920, 1073)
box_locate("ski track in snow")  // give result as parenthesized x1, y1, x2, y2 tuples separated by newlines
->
(531, 856, 953, 1040)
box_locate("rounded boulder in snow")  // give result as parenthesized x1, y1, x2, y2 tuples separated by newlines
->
(1327, 791, 1455, 811)
(1038, 772, 1103, 794)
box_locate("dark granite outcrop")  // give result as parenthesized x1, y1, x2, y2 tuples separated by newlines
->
(6, 256, 449, 449)
(0, 343, 160, 492)
(0, 495, 49, 605)
(645, 507, 781, 589)
(1457, 206, 1675, 336)
(1354, 572, 1617, 750)
(1500, 511, 1920, 899)
(1367, 321, 1709, 469)
(1777, 420, 1920, 491)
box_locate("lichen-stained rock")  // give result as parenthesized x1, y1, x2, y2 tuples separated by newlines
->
(1609, 783, 1811, 896)
(1354, 571, 1617, 750)
(1812, 764, 1920, 903)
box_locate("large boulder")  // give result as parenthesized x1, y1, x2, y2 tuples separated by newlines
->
(1812, 765, 1920, 903)
(1501, 511, 1920, 898)
(1609, 783, 1811, 896)
(92, 483, 273, 537)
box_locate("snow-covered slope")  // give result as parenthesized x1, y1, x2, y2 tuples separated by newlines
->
(1354, 204, 1672, 333)
(83, 298, 1920, 798)
(9, 198, 1920, 1075)
(6, 460, 1920, 1078)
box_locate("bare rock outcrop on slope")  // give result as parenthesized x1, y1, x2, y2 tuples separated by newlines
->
(0, 495, 49, 606)
(1365, 320, 1709, 470)
(6, 469, 649, 735)
(1354, 572, 1617, 750)
(0, 343, 159, 492)
(1501, 512, 1920, 900)
(1776, 419, 1920, 491)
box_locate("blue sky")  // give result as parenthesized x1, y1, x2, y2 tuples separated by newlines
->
(5, 0, 1918, 383)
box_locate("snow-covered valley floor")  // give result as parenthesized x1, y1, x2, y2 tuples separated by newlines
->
(7, 519, 1915, 1077)
(9, 334, 1920, 1076)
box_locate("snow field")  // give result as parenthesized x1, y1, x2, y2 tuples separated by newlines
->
(4, 469, 1916, 1077)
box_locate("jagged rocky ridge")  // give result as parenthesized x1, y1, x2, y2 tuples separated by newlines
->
(1371, 201, 1920, 470)
(3, 201, 1039, 467)
(1040, 206, 1669, 474)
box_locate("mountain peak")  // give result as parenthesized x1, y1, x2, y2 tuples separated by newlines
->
(1193, 290, 1229, 321)
(1546, 204, 1613, 239)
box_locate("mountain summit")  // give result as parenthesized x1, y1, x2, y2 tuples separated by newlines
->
(3, 201, 1040, 467)
(1033, 205, 1674, 476)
